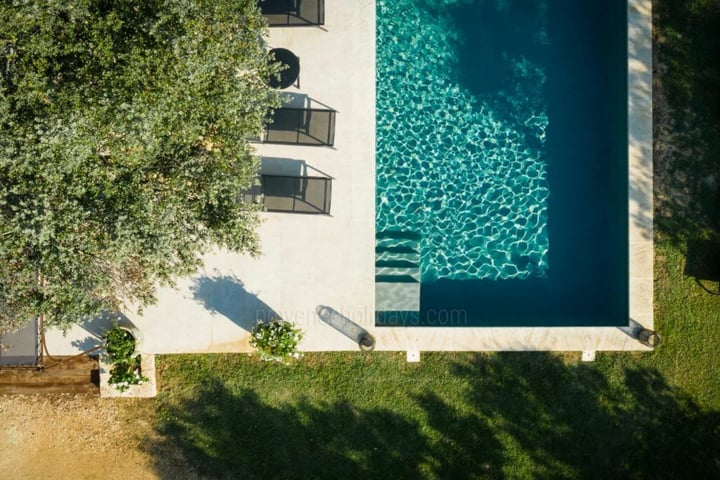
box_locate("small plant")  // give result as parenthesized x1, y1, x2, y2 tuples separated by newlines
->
(104, 325, 136, 363)
(250, 319, 303, 363)
(103, 324, 147, 391)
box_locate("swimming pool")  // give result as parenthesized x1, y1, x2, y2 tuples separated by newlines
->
(375, 0, 628, 327)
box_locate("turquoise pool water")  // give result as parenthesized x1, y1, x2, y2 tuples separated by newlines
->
(376, 0, 628, 326)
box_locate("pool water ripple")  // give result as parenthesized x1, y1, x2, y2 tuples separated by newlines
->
(377, 0, 551, 282)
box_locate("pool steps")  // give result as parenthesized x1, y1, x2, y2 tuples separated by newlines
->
(375, 230, 421, 318)
(375, 265, 420, 280)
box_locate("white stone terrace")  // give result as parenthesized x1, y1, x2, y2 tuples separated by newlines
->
(46, 0, 653, 357)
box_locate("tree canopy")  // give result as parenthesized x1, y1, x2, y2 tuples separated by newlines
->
(0, 0, 280, 332)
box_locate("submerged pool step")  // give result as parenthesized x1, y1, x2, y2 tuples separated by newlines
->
(375, 259, 419, 269)
(375, 230, 421, 251)
(375, 282, 421, 312)
(375, 230, 422, 314)
(375, 237, 420, 250)
(375, 230, 421, 282)
(375, 265, 421, 282)
(375, 244, 418, 254)
(375, 249, 420, 265)
(376, 230, 422, 241)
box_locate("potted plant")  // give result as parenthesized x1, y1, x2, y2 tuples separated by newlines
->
(103, 324, 147, 392)
(250, 319, 303, 363)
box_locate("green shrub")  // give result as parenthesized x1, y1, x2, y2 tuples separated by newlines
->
(103, 324, 147, 391)
(104, 326, 136, 363)
(107, 357, 147, 392)
(250, 320, 303, 363)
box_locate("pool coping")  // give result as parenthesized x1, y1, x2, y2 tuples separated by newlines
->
(626, 0, 654, 338)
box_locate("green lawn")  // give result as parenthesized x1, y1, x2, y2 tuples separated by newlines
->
(143, 1, 720, 478)
(149, 345, 718, 479)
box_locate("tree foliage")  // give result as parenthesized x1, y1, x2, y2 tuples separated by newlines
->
(0, 0, 280, 332)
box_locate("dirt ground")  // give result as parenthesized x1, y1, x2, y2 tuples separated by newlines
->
(0, 394, 176, 480)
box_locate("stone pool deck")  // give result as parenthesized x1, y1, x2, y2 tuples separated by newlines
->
(45, 0, 653, 359)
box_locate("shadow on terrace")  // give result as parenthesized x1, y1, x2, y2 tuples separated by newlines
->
(190, 275, 278, 331)
(145, 352, 719, 479)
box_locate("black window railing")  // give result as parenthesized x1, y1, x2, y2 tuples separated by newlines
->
(264, 107, 336, 147)
(260, 0, 325, 27)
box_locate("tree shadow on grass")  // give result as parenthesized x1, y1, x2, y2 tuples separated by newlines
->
(413, 392, 503, 479)
(146, 353, 719, 479)
(654, 1, 720, 246)
(148, 378, 438, 480)
(447, 353, 720, 479)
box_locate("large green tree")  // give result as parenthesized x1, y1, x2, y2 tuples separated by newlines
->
(0, 0, 280, 332)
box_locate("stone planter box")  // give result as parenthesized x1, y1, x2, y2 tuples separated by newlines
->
(100, 324, 156, 398)
(99, 353, 157, 398)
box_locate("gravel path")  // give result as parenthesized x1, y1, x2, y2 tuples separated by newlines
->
(0, 394, 162, 479)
